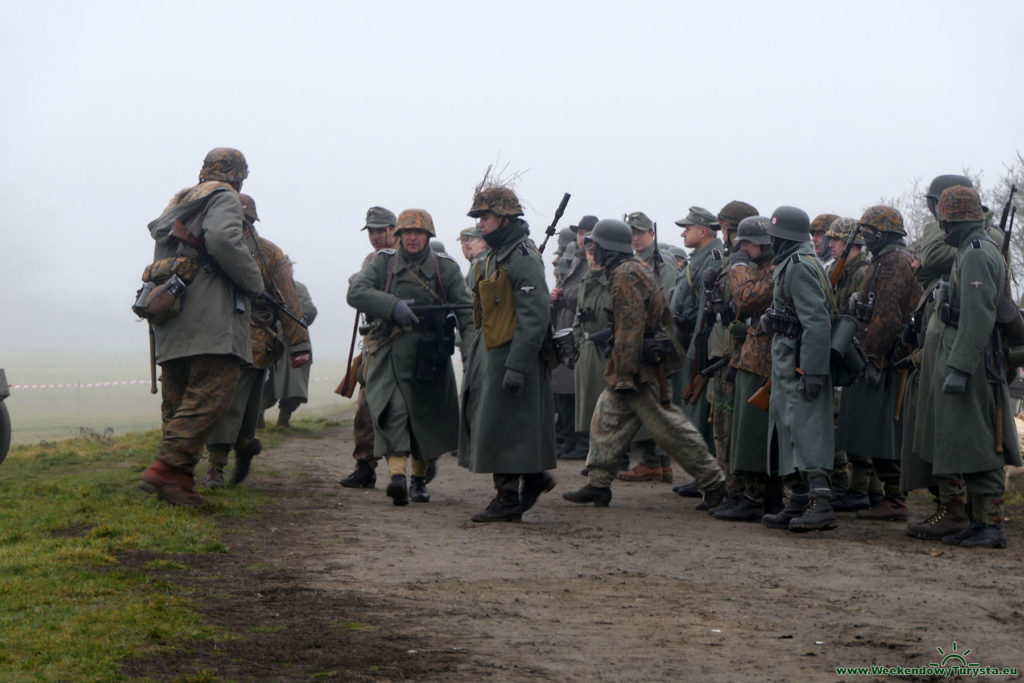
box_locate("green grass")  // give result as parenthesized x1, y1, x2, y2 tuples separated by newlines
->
(0, 416, 336, 680)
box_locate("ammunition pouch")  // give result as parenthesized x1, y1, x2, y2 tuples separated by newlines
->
(132, 275, 186, 325)
(414, 314, 457, 381)
(939, 302, 960, 327)
(760, 309, 803, 338)
(142, 256, 204, 285)
(829, 315, 866, 387)
(853, 292, 875, 323)
(476, 266, 517, 349)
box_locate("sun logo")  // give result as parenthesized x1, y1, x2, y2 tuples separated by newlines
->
(929, 641, 978, 667)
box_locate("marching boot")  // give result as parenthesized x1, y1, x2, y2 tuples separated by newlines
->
(140, 460, 204, 507)
(521, 471, 556, 513)
(340, 459, 377, 488)
(276, 408, 293, 429)
(696, 481, 728, 511)
(857, 496, 909, 521)
(231, 438, 262, 485)
(471, 489, 522, 522)
(562, 483, 612, 507)
(830, 488, 870, 512)
(762, 486, 809, 530)
(789, 478, 838, 532)
(617, 463, 663, 482)
(713, 495, 765, 522)
(672, 479, 701, 498)
(386, 475, 409, 506)
(409, 476, 430, 503)
(203, 468, 225, 489)
(906, 500, 969, 540)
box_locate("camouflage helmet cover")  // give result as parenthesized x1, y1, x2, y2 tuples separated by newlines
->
(717, 200, 759, 227)
(825, 217, 865, 245)
(199, 147, 248, 183)
(936, 186, 985, 223)
(467, 186, 524, 218)
(394, 208, 436, 237)
(809, 213, 840, 234)
(859, 205, 906, 235)
(735, 215, 771, 246)
(238, 193, 259, 222)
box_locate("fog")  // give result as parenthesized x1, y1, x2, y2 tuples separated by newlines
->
(2, 0, 1021, 380)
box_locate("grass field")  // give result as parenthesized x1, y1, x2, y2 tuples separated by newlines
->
(3, 351, 355, 444)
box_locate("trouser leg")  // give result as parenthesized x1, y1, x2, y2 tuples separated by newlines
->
(352, 385, 377, 463)
(586, 389, 643, 488)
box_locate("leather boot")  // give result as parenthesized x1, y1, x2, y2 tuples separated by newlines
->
(471, 490, 522, 522)
(562, 484, 612, 507)
(617, 463, 663, 482)
(203, 468, 225, 489)
(521, 471, 556, 513)
(661, 464, 674, 483)
(672, 479, 701, 497)
(386, 474, 409, 506)
(708, 492, 742, 516)
(906, 501, 969, 540)
(856, 496, 909, 521)
(789, 497, 839, 532)
(140, 460, 204, 506)
(231, 438, 262, 485)
(409, 476, 429, 503)
(713, 495, 765, 522)
(762, 488, 809, 529)
(959, 523, 1008, 549)
(276, 408, 293, 429)
(425, 459, 437, 484)
(830, 489, 870, 512)
(340, 459, 377, 488)
(942, 520, 985, 546)
(696, 482, 728, 511)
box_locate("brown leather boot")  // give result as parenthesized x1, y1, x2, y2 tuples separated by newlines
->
(906, 501, 969, 540)
(617, 463, 662, 482)
(856, 496, 909, 521)
(203, 468, 225, 489)
(660, 464, 674, 483)
(140, 460, 204, 506)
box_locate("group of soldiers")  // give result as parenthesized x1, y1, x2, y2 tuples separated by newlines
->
(138, 148, 1018, 550)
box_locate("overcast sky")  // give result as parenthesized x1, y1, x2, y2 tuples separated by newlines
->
(2, 0, 1021, 369)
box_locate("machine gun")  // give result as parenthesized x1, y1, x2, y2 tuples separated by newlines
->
(537, 192, 572, 254)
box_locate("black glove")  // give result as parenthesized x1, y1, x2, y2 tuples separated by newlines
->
(586, 327, 613, 346)
(502, 368, 526, 397)
(729, 249, 751, 267)
(392, 299, 420, 327)
(798, 374, 825, 400)
(701, 266, 720, 289)
(863, 363, 881, 387)
(942, 369, 969, 395)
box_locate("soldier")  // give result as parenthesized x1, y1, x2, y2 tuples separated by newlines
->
(552, 227, 575, 286)
(617, 211, 679, 482)
(340, 207, 397, 489)
(920, 186, 1021, 548)
(347, 209, 475, 505)
(458, 179, 557, 522)
(457, 226, 488, 290)
(759, 206, 838, 533)
(139, 147, 265, 505)
(711, 216, 783, 521)
(905, 175, 976, 539)
(810, 213, 840, 263)
(269, 279, 317, 429)
(562, 219, 727, 508)
(823, 218, 872, 503)
(573, 245, 613, 473)
(203, 195, 311, 487)
(669, 246, 688, 270)
(551, 215, 598, 460)
(670, 207, 724, 496)
(835, 207, 922, 521)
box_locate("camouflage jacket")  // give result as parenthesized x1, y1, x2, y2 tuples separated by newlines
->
(728, 258, 774, 378)
(828, 250, 869, 316)
(854, 242, 921, 367)
(605, 257, 677, 391)
(246, 230, 310, 369)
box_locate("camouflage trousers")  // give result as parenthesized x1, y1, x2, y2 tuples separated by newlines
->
(351, 385, 377, 463)
(710, 374, 734, 476)
(158, 355, 241, 475)
(586, 383, 724, 491)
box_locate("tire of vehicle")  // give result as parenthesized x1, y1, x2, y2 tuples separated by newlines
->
(0, 401, 10, 465)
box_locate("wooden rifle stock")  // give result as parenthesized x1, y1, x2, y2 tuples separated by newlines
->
(148, 324, 158, 394)
(748, 378, 771, 411)
(335, 314, 361, 398)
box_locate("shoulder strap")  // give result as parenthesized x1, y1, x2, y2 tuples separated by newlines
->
(384, 252, 398, 294)
(431, 250, 448, 304)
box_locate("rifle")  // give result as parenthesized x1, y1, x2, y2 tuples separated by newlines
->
(537, 192, 572, 254)
(653, 221, 661, 283)
(682, 304, 714, 404)
(999, 184, 1017, 262)
(408, 304, 474, 313)
(335, 313, 362, 398)
(148, 324, 158, 394)
(262, 292, 309, 329)
(748, 226, 862, 411)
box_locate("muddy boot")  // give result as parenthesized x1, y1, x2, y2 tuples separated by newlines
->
(661, 464, 674, 483)
(276, 408, 293, 429)
(672, 480, 701, 498)
(696, 481, 728, 511)
(562, 484, 612, 507)
(617, 463, 663, 482)
(762, 486, 809, 530)
(521, 471, 556, 513)
(471, 490, 522, 522)
(856, 496, 909, 521)
(789, 496, 839, 533)
(709, 492, 742, 517)
(830, 489, 870, 512)
(387, 475, 409, 506)
(906, 501, 969, 540)
(713, 495, 765, 522)
(203, 468, 225, 489)
(140, 460, 204, 507)
(959, 524, 1008, 549)
(425, 459, 437, 484)
(231, 438, 262, 485)
(942, 520, 985, 546)
(340, 459, 377, 488)
(409, 476, 429, 503)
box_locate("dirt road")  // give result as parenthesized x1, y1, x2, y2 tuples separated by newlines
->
(129, 425, 1024, 681)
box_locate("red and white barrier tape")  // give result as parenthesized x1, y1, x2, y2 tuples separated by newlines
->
(11, 376, 336, 391)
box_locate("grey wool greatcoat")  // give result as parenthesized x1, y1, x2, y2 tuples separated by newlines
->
(550, 251, 588, 394)
(347, 247, 475, 461)
(767, 242, 835, 475)
(458, 220, 557, 474)
(148, 182, 265, 364)
(922, 223, 1022, 475)
(272, 280, 317, 405)
(573, 267, 613, 432)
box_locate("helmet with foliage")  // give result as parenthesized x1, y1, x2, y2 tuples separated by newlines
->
(467, 186, 523, 218)
(199, 147, 248, 183)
